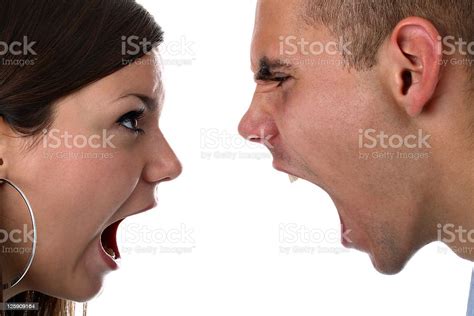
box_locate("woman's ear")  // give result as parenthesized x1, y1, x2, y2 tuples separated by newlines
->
(0, 115, 13, 136)
(0, 116, 14, 176)
(378, 17, 443, 117)
(0, 117, 7, 178)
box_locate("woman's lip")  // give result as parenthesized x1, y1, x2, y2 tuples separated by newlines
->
(100, 202, 157, 237)
(102, 218, 124, 260)
(98, 239, 119, 271)
(97, 202, 157, 268)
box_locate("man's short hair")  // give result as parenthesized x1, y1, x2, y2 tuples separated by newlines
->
(302, 0, 474, 72)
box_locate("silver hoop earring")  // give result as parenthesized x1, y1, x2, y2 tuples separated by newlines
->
(0, 178, 37, 290)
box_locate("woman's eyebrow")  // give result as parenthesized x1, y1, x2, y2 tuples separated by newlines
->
(116, 93, 158, 112)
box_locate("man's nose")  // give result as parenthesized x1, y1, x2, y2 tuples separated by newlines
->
(238, 99, 278, 147)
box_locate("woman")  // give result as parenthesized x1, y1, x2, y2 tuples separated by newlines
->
(0, 0, 182, 314)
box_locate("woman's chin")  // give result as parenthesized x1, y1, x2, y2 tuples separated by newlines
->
(47, 278, 104, 303)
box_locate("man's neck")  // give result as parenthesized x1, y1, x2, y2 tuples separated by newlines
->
(435, 149, 474, 261)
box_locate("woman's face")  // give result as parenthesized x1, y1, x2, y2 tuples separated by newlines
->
(1, 51, 182, 301)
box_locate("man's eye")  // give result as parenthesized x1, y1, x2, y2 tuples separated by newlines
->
(255, 75, 291, 87)
(117, 109, 145, 135)
(273, 76, 291, 87)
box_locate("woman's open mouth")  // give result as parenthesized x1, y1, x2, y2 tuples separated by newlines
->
(97, 203, 156, 270)
(100, 219, 124, 262)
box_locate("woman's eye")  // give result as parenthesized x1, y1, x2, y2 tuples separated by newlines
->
(117, 109, 146, 135)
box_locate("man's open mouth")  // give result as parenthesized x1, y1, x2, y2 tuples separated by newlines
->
(100, 219, 124, 261)
(288, 174, 299, 183)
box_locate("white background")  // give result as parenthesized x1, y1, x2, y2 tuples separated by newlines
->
(88, 1, 473, 315)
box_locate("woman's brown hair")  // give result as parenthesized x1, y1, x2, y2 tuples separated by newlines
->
(0, 0, 163, 314)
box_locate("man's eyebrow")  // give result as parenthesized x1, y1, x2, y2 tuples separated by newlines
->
(254, 56, 293, 81)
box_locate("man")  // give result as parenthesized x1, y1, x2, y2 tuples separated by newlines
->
(238, 0, 473, 313)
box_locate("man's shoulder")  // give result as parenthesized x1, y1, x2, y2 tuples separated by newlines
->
(467, 268, 474, 316)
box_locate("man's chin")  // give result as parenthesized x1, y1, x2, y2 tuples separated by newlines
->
(368, 251, 409, 276)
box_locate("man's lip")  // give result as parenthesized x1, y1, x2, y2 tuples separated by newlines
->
(338, 213, 368, 252)
(340, 216, 352, 248)
(272, 161, 295, 176)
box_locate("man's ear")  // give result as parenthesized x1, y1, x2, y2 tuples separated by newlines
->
(380, 17, 443, 117)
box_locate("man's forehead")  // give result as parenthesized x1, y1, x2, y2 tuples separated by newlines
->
(254, 0, 302, 36)
(251, 0, 304, 71)
(256, 0, 302, 20)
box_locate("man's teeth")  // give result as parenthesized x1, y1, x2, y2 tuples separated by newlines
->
(105, 247, 116, 260)
(288, 174, 299, 183)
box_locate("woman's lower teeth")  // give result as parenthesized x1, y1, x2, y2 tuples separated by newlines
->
(105, 247, 116, 259)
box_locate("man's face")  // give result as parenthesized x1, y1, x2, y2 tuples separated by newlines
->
(239, 0, 436, 274)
